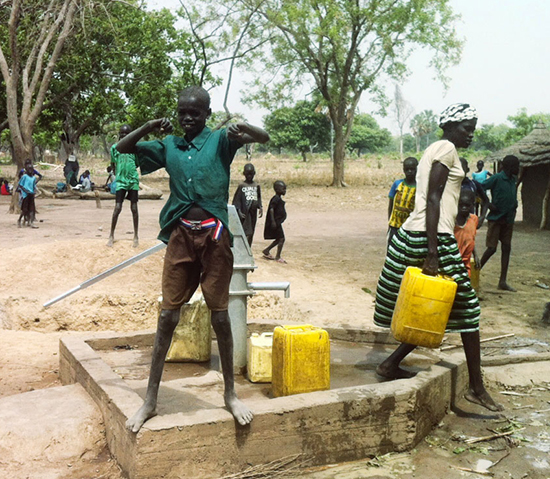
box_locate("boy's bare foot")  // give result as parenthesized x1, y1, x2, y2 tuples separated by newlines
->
(276, 258, 287, 264)
(126, 403, 157, 433)
(497, 282, 516, 292)
(225, 393, 253, 426)
(376, 364, 417, 380)
(30, 223, 39, 229)
(106, 237, 114, 247)
(464, 388, 504, 412)
(133, 237, 139, 248)
(262, 252, 275, 260)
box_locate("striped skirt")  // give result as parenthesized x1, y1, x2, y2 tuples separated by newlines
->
(374, 229, 480, 333)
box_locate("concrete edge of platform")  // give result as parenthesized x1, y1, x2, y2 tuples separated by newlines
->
(59, 324, 475, 479)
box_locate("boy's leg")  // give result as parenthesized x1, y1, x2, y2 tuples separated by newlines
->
(262, 239, 279, 257)
(480, 220, 498, 268)
(126, 308, 180, 432)
(202, 228, 252, 425)
(29, 196, 38, 228)
(497, 224, 515, 291)
(130, 192, 139, 248)
(274, 237, 285, 260)
(498, 243, 515, 291)
(107, 190, 126, 247)
(211, 310, 253, 426)
(376, 342, 417, 379)
(461, 331, 503, 411)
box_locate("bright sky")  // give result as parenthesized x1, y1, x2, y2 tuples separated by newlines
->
(148, 0, 550, 134)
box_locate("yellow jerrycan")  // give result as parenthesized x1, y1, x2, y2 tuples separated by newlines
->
(247, 332, 274, 383)
(469, 258, 480, 291)
(391, 267, 457, 348)
(272, 325, 330, 397)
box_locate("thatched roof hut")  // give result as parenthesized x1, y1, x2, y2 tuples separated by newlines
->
(484, 122, 550, 229)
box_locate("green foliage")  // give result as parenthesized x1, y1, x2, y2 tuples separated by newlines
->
(38, 3, 198, 145)
(263, 100, 331, 159)
(237, 0, 463, 184)
(472, 123, 511, 151)
(347, 114, 392, 155)
(388, 133, 416, 154)
(410, 110, 438, 151)
(505, 108, 550, 144)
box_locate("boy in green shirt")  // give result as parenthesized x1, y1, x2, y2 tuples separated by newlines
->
(117, 86, 269, 433)
(479, 155, 520, 291)
(107, 124, 140, 247)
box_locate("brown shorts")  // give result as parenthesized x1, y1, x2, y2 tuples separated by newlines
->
(486, 220, 514, 248)
(161, 222, 233, 311)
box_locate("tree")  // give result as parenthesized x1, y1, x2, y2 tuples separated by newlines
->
(410, 109, 438, 152)
(471, 123, 511, 152)
(347, 113, 392, 155)
(239, 0, 462, 186)
(263, 100, 331, 160)
(505, 108, 550, 144)
(393, 85, 414, 158)
(0, 0, 83, 169)
(37, 5, 196, 160)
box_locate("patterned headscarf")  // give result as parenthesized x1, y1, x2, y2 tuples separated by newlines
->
(439, 103, 478, 128)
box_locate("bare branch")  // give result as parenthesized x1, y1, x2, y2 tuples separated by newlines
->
(29, 0, 78, 126)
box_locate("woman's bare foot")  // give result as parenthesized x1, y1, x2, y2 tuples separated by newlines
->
(133, 237, 139, 248)
(225, 393, 253, 426)
(376, 364, 417, 380)
(106, 237, 114, 247)
(126, 403, 157, 433)
(464, 388, 504, 412)
(498, 282, 516, 292)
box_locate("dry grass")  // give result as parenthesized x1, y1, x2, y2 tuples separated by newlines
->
(4, 149, 488, 193)
(231, 153, 404, 189)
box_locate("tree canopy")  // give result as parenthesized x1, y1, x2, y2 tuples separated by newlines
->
(348, 114, 392, 155)
(239, 0, 463, 185)
(410, 110, 438, 152)
(263, 100, 331, 160)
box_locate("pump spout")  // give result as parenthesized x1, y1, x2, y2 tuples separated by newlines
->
(247, 281, 290, 298)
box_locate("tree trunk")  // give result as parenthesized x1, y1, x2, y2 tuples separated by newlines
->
(331, 124, 347, 187)
(301, 150, 307, 162)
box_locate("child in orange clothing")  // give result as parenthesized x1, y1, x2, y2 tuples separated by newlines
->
(454, 189, 479, 276)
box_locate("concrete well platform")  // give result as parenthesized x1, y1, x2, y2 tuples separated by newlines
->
(59, 322, 468, 479)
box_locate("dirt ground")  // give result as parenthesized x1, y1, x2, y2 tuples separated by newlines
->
(1, 155, 549, 479)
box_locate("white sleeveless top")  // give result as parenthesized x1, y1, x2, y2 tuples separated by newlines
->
(402, 140, 464, 235)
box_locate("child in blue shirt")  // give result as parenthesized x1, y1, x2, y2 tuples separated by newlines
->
(17, 163, 38, 228)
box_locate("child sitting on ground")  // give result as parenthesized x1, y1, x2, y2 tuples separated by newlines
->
(454, 189, 479, 277)
(263, 180, 287, 263)
(72, 170, 92, 192)
(1, 178, 11, 195)
(104, 166, 116, 193)
(232, 163, 263, 246)
(387, 157, 418, 245)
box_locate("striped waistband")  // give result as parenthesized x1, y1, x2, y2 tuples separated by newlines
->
(180, 217, 223, 241)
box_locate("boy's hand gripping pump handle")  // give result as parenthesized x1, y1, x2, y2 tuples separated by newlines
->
(43, 242, 167, 308)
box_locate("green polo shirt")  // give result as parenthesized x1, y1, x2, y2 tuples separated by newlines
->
(135, 127, 242, 243)
(111, 144, 140, 191)
(482, 171, 518, 224)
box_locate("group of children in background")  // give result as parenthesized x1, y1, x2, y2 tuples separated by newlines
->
(6, 151, 287, 260)
(387, 156, 494, 282)
(232, 162, 288, 263)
